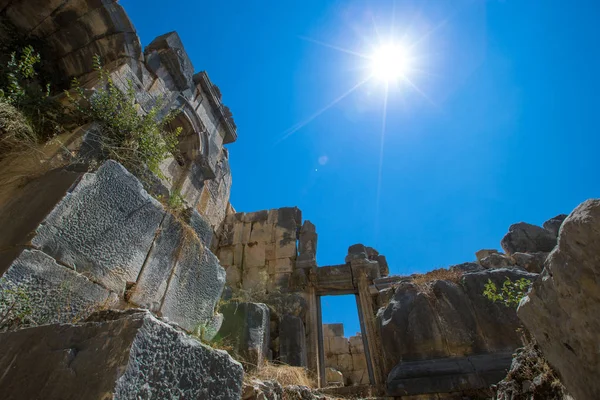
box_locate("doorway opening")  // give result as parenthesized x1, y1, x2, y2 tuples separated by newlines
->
(319, 294, 369, 387)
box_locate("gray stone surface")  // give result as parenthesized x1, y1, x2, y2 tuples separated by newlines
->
(0, 310, 244, 400)
(279, 314, 307, 367)
(31, 161, 165, 294)
(542, 214, 568, 237)
(160, 232, 226, 333)
(386, 352, 513, 396)
(479, 253, 513, 269)
(218, 302, 271, 368)
(500, 222, 557, 255)
(378, 268, 538, 373)
(511, 252, 548, 273)
(0, 249, 115, 329)
(145, 31, 194, 92)
(186, 208, 215, 248)
(518, 199, 600, 400)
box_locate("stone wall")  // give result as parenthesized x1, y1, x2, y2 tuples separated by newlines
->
(0, 161, 225, 335)
(323, 324, 369, 386)
(216, 207, 302, 294)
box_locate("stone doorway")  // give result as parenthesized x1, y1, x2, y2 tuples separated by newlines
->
(319, 295, 370, 387)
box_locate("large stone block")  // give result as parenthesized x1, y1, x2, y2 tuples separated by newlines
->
(244, 242, 266, 268)
(518, 200, 600, 400)
(349, 335, 364, 354)
(217, 302, 270, 369)
(31, 161, 165, 294)
(323, 323, 344, 337)
(128, 213, 183, 312)
(328, 336, 349, 356)
(386, 352, 514, 396)
(160, 233, 226, 333)
(279, 314, 307, 367)
(352, 353, 368, 370)
(249, 220, 273, 243)
(0, 249, 116, 328)
(337, 353, 353, 371)
(0, 310, 244, 400)
(500, 222, 557, 255)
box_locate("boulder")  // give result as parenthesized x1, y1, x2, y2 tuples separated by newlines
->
(511, 252, 548, 273)
(518, 199, 600, 400)
(279, 314, 307, 367)
(542, 214, 568, 237)
(217, 302, 270, 368)
(500, 222, 557, 255)
(0, 310, 243, 400)
(378, 268, 538, 373)
(479, 253, 513, 269)
(475, 249, 500, 262)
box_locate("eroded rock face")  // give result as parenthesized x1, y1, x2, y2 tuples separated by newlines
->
(542, 214, 568, 238)
(501, 223, 556, 255)
(518, 199, 600, 400)
(379, 268, 537, 372)
(0, 310, 243, 400)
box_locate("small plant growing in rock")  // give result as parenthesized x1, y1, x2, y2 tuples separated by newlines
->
(0, 45, 65, 155)
(483, 277, 532, 308)
(0, 278, 34, 331)
(66, 55, 182, 178)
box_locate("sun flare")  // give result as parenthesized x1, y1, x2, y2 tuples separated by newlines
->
(370, 43, 412, 82)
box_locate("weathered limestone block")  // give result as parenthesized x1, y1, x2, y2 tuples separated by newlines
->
(511, 252, 548, 273)
(0, 249, 116, 328)
(323, 323, 344, 337)
(279, 314, 307, 367)
(479, 253, 513, 269)
(218, 302, 270, 369)
(501, 222, 557, 255)
(267, 272, 291, 293)
(267, 257, 294, 274)
(349, 335, 365, 354)
(145, 32, 194, 92)
(542, 214, 567, 237)
(518, 199, 600, 400)
(185, 209, 215, 248)
(244, 242, 266, 268)
(352, 353, 368, 370)
(159, 234, 226, 333)
(337, 353, 353, 371)
(249, 220, 273, 243)
(298, 220, 317, 262)
(475, 249, 500, 262)
(386, 352, 514, 396)
(0, 310, 244, 400)
(31, 161, 165, 294)
(328, 336, 349, 355)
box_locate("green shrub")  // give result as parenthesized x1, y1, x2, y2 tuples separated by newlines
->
(483, 277, 532, 308)
(67, 55, 181, 178)
(0, 45, 65, 142)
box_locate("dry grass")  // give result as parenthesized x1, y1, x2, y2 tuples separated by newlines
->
(412, 267, 463, 286)
(246, 362, 316, 388)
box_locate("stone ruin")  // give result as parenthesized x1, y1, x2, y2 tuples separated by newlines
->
(0, 1, 599, 400)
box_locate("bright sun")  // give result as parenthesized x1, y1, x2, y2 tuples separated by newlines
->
(370, 43, 412, 82)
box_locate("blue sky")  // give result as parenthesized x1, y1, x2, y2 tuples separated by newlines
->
(122, 0, 600, 336)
